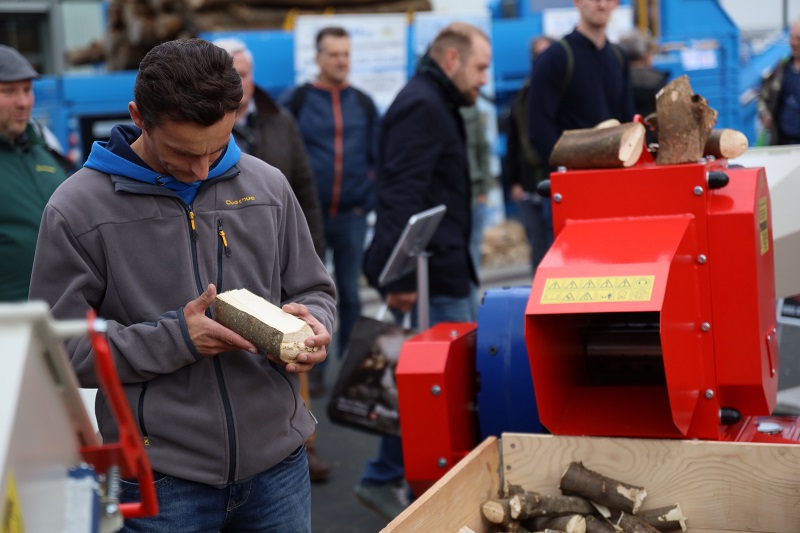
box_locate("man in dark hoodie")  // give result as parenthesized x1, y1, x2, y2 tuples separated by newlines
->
(29, 38, 336, 532)
(358, 22, 491, 521)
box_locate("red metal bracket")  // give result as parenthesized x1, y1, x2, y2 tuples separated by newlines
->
(79, 309, 158, 519)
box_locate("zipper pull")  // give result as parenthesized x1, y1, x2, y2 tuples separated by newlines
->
(218, 220, 231, 257)
(188, 210, 198, 241)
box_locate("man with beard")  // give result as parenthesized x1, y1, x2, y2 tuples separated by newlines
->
(358, 22, 491, 521)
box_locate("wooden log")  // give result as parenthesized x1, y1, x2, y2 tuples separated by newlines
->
(549, 122, 645, 169)
(611, 512, 660, 533)
(559, 462, 647, 515)
(530, 514, 586, 533)
(214, 288, 318, 363)
(655, 75, 717, 165)
(583, 515, 617, 533)
(484, 493, 596, 524)
(704, 128, 748, 159)
(637, 504, 687, 532)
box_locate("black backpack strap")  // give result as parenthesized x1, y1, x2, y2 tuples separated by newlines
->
(288, 83, 309, 118)
(557, 39, 574, 104)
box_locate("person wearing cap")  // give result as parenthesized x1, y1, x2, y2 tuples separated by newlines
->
(0, 44, 69, 302)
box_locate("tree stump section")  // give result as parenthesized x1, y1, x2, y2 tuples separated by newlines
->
(655, 75, 717, 165)
(549, 123, 645, 169)
(559, 462, 647, 515)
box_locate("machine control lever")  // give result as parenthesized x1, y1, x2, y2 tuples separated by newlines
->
(720, 408, 742, 425)
(707, 171, 730, 190)
(536, 179, 551, 198)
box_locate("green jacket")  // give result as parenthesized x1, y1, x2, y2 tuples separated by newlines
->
(0, 123, 68, 301)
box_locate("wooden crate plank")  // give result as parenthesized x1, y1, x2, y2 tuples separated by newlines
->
(384, 436, 501, 533)
(501, 433, 800, 533)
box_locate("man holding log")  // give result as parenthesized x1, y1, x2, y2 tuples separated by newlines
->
(29, 38, 335, 532)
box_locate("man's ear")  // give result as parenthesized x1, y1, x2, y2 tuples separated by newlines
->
(128, 102, 145, 130)
(443, 47, 461, 76)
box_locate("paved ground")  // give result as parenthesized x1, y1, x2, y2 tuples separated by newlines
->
(308, 265, 800, 532)
(309, 263, 533, 532)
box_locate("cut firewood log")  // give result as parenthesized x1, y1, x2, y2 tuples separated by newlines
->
(530, 514, 586, 533)
(214, 288, 318, 363)
(559, 462, 647, 515)
(704, 128, 748, 159)
(610, 512, 660, 533)
(549, 122, 645, 169)
(637, 504, 687, 532)
(594, 118, 621, 129)
(584, 515, 617, 533)
(655, 75, 717, 165)
(483, 493, 595, 524)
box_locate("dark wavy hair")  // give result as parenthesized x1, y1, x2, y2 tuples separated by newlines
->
(133, 38, 243, 130)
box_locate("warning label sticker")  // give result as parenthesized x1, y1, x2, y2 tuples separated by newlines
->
(759, 196, 769, 256)
(540, 276, 656, 305)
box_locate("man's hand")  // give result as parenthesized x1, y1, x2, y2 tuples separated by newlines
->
(386, 291, 416, 314)
(184, 284, 257, 357)
(280, 303, 331, 373)
(511, 184, 526, 202)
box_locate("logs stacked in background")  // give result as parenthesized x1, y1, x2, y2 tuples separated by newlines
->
(66, 0, 433, 70)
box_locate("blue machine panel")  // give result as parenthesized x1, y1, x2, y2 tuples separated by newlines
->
(476, 286, 542, 438)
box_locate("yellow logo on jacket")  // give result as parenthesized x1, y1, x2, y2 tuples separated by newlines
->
(226, 196, 256, 206)
(36, 164, 57, 174)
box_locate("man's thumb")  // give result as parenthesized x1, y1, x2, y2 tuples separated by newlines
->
(195, 283, 217, 310)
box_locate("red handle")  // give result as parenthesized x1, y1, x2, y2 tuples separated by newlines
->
(80, 309, 158, 519)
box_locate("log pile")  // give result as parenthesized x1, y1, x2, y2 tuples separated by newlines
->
(478, 462, 688, 533)
(481, 219, 531, 269)
(66, 0, 432, 70)
(550, 75, 748, 170)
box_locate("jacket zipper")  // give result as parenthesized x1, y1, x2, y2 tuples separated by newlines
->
(183, 202, 238, 484)
(138, 382, 150, 446)
(217, 219, 231, 293)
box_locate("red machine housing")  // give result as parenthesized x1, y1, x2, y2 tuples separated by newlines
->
(395, 323, 477, 496)
(526, 158, 780, 441)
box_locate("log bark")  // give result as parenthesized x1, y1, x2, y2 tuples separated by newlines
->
(655, 75, 717, 165)
(484, 493, 595, 524)
(704, 129, 748, 159)
(637, 504, 687, 532)
(583, 515, 617, 533)
(549, 123, 645, 169)
(559, 462, 647, 515)
(611, 512, 661, 533)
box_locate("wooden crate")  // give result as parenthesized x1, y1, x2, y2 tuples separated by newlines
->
(383, 433, 800, 533)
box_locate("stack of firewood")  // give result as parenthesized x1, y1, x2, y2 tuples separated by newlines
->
(67, 0, 432, 70)
(476, 462, 687, 533)
(481, 219, 532, 269)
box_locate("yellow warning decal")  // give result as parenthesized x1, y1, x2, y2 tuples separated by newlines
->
(2, 472, 24, 533)
(541, 276, 655, 305)
(759, 196, 769, 255)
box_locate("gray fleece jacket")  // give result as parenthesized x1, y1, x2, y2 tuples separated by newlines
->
(29, 143, 336, 487)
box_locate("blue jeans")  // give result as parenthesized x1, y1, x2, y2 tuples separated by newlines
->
(120, 446, 310, 532)
(324, 209, 367, 359)
(517, 196, 553, 275)
(360, 294, 474, 487)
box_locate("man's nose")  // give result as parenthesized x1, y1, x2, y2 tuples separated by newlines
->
(191, 157, 211, 181)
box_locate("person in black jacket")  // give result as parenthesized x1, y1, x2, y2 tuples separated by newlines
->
(358, 22, 491, 521)
(528, 0, 635, 179)
(757, 19, 800, 145)
(505, 36, 553, 275)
